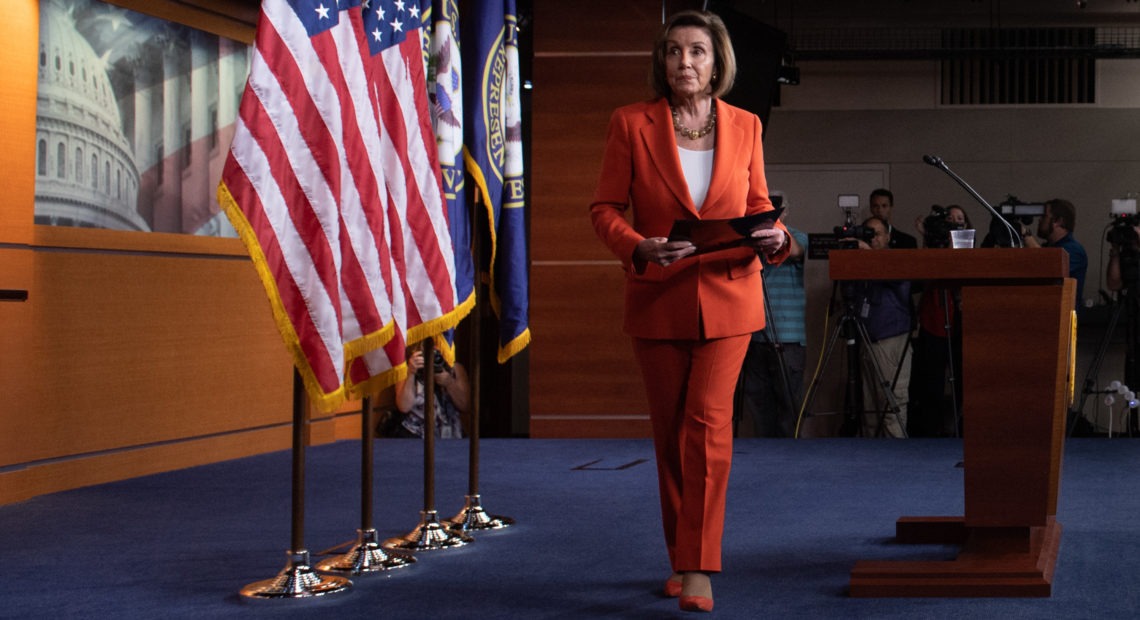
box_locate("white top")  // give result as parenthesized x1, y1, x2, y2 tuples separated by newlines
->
(677, 147, 714, 211)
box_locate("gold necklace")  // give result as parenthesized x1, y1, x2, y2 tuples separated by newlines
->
(671, 103, 716, 140)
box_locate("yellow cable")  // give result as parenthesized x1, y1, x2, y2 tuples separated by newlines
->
(795, 295, 835, 438)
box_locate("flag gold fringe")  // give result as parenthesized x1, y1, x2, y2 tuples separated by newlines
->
(433, 289, 476, 366)
(498, 327, 531, 364)
(347, 361, 408, 401)
(217, 181, 346, 413)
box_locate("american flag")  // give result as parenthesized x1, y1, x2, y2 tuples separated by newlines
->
(217, 0, 458, 410)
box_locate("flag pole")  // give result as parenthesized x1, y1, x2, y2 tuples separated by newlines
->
(240, 370, 352, 600)
(447, 197, 514, 532)
(316, 396, 415, 574)
(385, 339, 472, 551)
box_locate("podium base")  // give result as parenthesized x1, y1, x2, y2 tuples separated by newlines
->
(850, 516, 1062, 597)
(315, 528, 415, 575)
(446, 494, 515, 532)
(240, 550, 352, 601)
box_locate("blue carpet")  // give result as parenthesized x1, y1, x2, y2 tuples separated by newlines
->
(1, 438, 1138, 618)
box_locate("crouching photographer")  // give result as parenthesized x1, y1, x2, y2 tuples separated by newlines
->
(386, 345, 471, 438)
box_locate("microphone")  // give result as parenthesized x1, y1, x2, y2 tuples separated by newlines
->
(920, 154, 1022, 248)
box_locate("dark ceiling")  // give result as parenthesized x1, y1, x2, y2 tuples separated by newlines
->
(708, 0, 1140, 59)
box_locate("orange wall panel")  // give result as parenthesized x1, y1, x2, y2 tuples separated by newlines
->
(0, 251, 293, 467)
(0, 249, 36, 418)
(0, 0, 38, 245)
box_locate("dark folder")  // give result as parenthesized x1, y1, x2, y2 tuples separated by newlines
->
(667, 207, 783, 256)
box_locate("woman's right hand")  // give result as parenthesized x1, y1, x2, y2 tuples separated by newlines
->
(407, 351, 425, 374)
(635, 237, 696, 267)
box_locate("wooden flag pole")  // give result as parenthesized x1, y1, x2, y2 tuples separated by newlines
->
(384, 339, 472, 551)
(446, 193, 514, 532)
(240, 371, 351, 600)
(316, 396, 414, 574)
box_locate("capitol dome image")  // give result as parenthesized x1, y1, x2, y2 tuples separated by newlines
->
(33, 0, 249, 236)
(35, 0, 146, 231)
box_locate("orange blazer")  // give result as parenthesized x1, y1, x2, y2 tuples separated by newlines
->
(590, 98, 789, 340)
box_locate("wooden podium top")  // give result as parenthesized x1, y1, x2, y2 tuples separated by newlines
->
(829, 247, 1069, 282)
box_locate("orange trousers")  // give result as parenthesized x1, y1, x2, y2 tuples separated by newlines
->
(632, 334, 750, 573)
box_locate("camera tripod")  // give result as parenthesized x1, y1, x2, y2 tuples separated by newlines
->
(734, 273, 800, 438)
(1067, 286, 1139, 436)
(801, 282, 907, 438)
(909, 285, 963, 438)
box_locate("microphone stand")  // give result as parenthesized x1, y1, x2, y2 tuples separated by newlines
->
(922, 155, 1022, 248)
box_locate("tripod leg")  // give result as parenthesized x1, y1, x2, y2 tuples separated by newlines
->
(1126, 292, 1139, 435)
(1067, 297, 1124, 436)
(799, 315, 851, 432)
(942, 288, 962, 438)
(856, 322, 908, 438)
(758, 276, 799, 437)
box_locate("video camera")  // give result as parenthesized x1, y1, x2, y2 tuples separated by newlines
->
(833, 223, 876, 247)
(997, 195, 1046, 226)
(1108, 198, 1140, 247)
(986, 195, 1045, 247)
(921, 204, 964, 249)
(807, 194, 869, 259)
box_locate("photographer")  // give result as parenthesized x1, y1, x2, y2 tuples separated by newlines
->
(1020, 199, 1088, 311)
(844, 217, 912, 438)
(909, 205, 970, 437)
(1106, 220, 1140, 292)
(391, 346, 470, 438)
(914, 204, 971, 247)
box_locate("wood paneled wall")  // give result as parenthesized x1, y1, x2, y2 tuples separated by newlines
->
(528, 1, 675, 437)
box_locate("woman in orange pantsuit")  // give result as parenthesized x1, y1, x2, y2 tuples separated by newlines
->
(589, 10, 790, 613)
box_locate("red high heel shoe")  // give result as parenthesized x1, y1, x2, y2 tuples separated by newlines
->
(663, 577, 683, 598)
(679, 595, 714, 612)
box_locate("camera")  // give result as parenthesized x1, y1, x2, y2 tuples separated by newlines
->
(997, 195, 1046, 226)
(922, 204, 963, 249)
(1108, 198, 1140, 247)
(833, 224, 875, 248)
(417, 349, 448, 379)
(807, 194, 868, 259)
(985, 195, 1045, 247)
(1108, 214, 1140, 247)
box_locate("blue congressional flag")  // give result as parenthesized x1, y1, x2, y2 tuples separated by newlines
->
(462, 0, 530, 363)
(425, 0, 474, 364)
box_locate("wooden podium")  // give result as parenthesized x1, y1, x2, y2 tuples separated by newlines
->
(830, 248, 1075, 597)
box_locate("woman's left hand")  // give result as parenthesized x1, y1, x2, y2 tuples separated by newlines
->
(749, 225, 786, 255)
